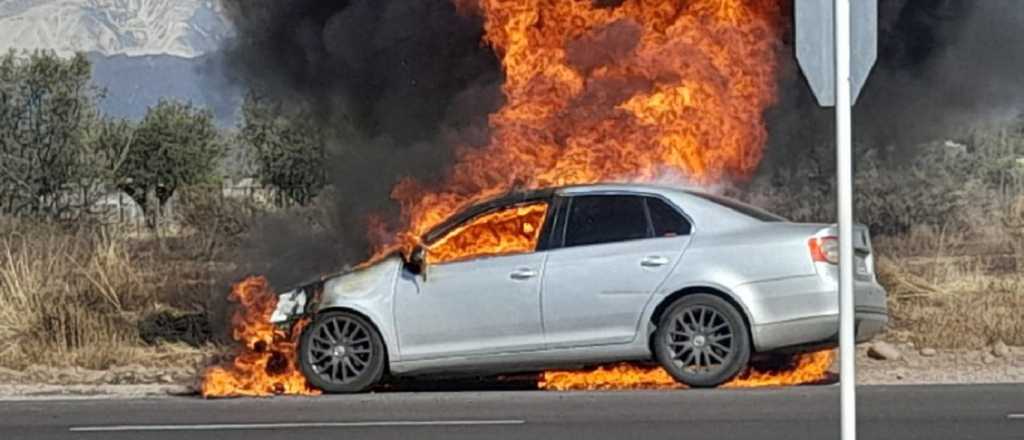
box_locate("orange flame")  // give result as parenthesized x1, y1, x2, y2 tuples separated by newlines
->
(201, 276, 320, 397)
(428, 202, 549, 264)
(384, 0, 783, 245)
(540, 350, 836, 390)
(379, 0, 793, 392)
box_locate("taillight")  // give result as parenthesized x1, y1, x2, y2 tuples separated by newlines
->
(809, 236, 839, 264)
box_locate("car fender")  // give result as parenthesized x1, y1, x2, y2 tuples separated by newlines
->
(315, 257, 403, 363)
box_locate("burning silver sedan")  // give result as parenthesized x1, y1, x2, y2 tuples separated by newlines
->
(271, 183, 888, 392)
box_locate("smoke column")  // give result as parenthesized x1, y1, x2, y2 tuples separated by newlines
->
(215, 0, 1024, 286)
(217, 0, 502, 288)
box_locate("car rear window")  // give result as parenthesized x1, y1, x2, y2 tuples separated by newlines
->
(646, 197, 692, 237)
(685, 191, 786, 222)
(564, 195, 649, 247)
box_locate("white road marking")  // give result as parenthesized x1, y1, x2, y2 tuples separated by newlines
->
(70, 420, 526, 432)
(1008, 414, 1024, 419)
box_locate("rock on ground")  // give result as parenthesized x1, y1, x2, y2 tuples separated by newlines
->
(868, 342, 902, 361)
(992, 341, 1010, 358)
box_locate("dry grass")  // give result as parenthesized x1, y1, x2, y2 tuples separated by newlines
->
(0, 219, 211, 371)
(876, 212, 1024, 348)
(0, 178, 1020, 377)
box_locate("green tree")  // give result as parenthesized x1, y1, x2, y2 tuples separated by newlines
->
(0, 50, 100, 218)
(108, 100, 223, 228)
(239, 92, 327, 206)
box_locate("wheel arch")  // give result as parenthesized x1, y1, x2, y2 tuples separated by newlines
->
(315, 306, 391, 372)
(647, 285, 755, 355)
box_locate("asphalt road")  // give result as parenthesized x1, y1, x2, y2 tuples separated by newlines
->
(2, 384, 1022, 440)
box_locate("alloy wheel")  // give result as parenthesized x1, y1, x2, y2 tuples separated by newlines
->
(306, 315, 375, 385)
(666, 305, 735, 374)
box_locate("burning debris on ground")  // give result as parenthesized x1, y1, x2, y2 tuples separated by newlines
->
(540, 351, 836, 391)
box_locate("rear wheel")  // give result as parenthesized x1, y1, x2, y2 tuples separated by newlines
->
(654, 294, 750, 388)
(299, 311, 386, 393)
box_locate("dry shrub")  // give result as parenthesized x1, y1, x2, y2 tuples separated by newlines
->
(0, 218, 205, 370)
(175, 185, 262, 261)
(1004, 195, 1024, 272)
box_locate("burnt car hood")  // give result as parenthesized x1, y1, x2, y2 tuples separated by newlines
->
(321, 256, 403, 299)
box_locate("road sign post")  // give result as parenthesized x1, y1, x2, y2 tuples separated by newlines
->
(794, 1, 876, 439)
(834, 1, 856, 439)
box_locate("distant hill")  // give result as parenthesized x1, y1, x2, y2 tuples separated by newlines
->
(1, 0, 239, 125)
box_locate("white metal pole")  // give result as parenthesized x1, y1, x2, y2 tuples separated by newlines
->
(835, 0, 856, 440)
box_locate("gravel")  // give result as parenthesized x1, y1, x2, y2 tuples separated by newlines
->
(852, 343, 1024, 385)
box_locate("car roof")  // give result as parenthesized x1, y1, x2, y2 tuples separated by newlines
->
(421, 182, 779, 243)
(555, 182, 691, 197)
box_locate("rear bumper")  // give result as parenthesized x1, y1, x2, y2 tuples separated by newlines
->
(736, 275, 889, 352)
(753, 309, 888, 353)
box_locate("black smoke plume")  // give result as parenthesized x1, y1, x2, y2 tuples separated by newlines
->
(761, 0, 1024, 174)
(217, 0, 502, 288)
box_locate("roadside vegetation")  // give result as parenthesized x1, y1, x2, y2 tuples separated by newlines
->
(0, 49, 1021, 381)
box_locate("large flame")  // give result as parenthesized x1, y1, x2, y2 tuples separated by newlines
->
(385, 0, 804, 391)
(387, 0, 783, 244)
(203, 0, 806, 397)
(201, 277, 320, 397)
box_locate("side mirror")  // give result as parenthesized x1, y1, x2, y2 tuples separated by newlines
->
(405, 245, 428, 278)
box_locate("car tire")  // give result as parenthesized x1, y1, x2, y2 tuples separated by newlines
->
(654, 294, 750, 388)
(299, 310, 386, 393)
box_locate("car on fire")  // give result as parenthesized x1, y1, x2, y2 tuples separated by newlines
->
(270, 183, 888, 392)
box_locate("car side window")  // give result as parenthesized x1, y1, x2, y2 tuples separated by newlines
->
(564, 195, 649, 247)
(427, 202, 549, 264)
(646, 197, 692, 237)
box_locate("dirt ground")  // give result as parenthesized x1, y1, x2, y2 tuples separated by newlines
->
(846, 342, 1024, 385)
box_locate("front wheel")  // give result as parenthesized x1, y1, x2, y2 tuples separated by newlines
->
(299, 311, 386, 393)
(654, 294, 750, 388)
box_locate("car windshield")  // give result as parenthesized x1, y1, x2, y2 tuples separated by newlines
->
(685, 191, 787, 222)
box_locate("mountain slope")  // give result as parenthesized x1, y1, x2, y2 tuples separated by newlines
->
(0, 0, 228, 58)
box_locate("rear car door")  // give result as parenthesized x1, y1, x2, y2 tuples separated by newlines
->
(394, 201, 551, 361)
(541, 194, 692, 348)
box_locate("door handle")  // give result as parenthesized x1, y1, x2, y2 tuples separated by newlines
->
(509, 268, 538, 280)
(640, 256, 670, 268)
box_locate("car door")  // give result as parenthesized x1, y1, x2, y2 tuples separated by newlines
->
(393, 201, 551, 361)
(541, 194, 692, 348)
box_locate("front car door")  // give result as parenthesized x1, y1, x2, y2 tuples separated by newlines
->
(541, 193, 693, 348)
(394, 200, 552, 361)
